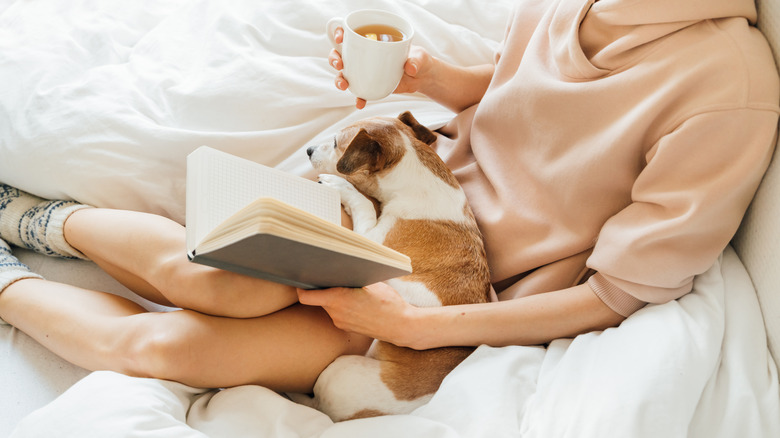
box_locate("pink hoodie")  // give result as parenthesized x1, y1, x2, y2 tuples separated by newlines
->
(434, 0, 780, 316)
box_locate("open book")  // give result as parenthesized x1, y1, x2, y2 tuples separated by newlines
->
(185, 146, 412, 289)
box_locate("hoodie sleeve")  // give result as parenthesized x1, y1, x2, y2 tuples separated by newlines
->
(586, 107, 778, 317)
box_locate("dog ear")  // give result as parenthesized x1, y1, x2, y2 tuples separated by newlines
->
(337, 128, 404, 175)
(398, 111, 437, 145)
(336, 129, 382, 175)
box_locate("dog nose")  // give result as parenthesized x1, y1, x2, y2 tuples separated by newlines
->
(306, 146, 315, 158)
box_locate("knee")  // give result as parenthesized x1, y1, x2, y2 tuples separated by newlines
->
(115, 312, 200, 383)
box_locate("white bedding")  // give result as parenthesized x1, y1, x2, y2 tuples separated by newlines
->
(2, 0, 780, 436)
(0, 0, 507, 223)
(10, 247, 780, 437)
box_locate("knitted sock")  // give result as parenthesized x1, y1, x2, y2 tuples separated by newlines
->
(0, 184, 90, 260)
(0, 238, 44, 325)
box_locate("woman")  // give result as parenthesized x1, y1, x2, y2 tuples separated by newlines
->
(0, 0, 777, 393)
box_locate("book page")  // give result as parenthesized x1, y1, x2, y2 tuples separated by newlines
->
(195, 197, 411, 270)
(186, 146, 341, 251)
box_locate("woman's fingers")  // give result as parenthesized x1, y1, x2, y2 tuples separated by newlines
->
(328, 48, 343, 71)
(334, 72, 348, 91)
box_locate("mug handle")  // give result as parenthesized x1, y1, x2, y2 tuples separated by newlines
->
(326, 17, 344, 51)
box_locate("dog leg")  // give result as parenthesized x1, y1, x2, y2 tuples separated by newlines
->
(318, 174, 377, 234)
(307, 354, 433, 422)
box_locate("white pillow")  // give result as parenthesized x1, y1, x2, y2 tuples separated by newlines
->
(11, 371, 210, 438)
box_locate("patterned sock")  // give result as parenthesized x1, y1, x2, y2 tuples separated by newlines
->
(0, 184, 90, 260)
(0, 239, 44, 325)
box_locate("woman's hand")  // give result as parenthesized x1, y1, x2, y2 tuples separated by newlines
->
(329, 27, 435, 110)
(297, 282, 420, 347)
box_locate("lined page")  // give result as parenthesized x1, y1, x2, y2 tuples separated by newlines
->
(186, 146, 341, 250)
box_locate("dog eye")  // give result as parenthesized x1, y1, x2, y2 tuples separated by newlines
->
(333, 137, 337, 149)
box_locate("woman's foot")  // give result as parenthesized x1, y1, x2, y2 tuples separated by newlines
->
(0, 184, 90, 259)
(0, 238, 43, 324)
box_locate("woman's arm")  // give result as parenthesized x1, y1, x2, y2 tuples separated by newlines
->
(330, 28, 494, 112)
(297, 282, 626, 350)
(410, 57, 494, 114)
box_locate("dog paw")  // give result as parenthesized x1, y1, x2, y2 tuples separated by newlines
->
(318, 174, 352, 190)
(318, 174, 362, 200)
(319, 174, 359, 214)
(319, 174, 376, 233)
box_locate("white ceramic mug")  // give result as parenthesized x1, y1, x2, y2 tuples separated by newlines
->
(327, 10, 414, 101)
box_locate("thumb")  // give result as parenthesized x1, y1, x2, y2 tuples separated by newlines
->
(404, 59, 418, 77)
(296, 288, 325, 306)
(297, 287, 349, 306)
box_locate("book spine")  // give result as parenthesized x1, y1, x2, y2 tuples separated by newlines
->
(184, 148, 202, 254)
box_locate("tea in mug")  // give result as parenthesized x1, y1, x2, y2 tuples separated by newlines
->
(354, 24, 405, 42)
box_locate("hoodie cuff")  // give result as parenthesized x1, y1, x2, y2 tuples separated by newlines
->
(588, 273, 646, 317)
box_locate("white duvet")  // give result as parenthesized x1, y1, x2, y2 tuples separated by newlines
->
(0, 0, 507, 223)
(10, 247, 780, 437)
(2, 0, 779, 436)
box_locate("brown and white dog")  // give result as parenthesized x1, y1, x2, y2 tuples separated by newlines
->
(297, 111, 491, 421)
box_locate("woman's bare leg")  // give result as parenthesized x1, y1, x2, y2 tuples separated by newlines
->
(0, 279, 148, 372)
(63, 208, 300, 317)
(0, 190, 373, 390)
(0, 278, 372, 392)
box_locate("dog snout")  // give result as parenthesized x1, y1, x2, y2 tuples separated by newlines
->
(306, 145, 316, 158)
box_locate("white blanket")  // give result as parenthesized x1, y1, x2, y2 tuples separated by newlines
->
(11, 247, 780, 437)
(0, 0, 508, 223)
